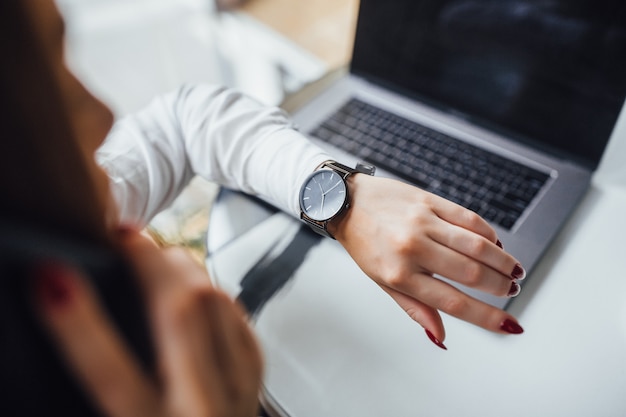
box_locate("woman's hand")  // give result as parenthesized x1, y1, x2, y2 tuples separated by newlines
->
(33, 229, 263, 417)
(330, 174, 525, 348)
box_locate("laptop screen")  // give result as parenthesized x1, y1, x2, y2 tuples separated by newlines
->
(351, 0, 626, 168)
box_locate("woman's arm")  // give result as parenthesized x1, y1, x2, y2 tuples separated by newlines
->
(97, 84, 330, 226)
(97, 84, 525, 346)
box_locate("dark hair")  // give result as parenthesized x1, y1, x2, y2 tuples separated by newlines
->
(0, 0, 110, 244)
(0, 7, 154, 417)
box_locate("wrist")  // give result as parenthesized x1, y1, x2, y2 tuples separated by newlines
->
(299, 161, 375, 239)
(326, 173, 362, 240)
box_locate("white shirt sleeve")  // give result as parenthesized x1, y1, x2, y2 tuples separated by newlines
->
(96, 84, 331, 226)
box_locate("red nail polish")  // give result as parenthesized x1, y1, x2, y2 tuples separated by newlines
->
(511, 263, 526, 280)
(34, 262, 75, 309)
(496, 239, 503, 249)
(507, 281, 521, 297)
(425, 329, 447, 350)
(500, 319, 524, 334)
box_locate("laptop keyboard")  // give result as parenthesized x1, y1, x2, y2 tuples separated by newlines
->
(310, 98, 550, 230)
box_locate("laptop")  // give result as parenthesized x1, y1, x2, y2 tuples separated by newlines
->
(289, 0, 626, 308)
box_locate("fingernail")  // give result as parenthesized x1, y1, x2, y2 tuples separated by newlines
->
(511, 263, 526, 280)
(507, 281, 521, 297)
(33, 261, 75, 310)
(496, 239, 503, 249)
(425, 329, 448, 350)
(500, 318, 524, 334)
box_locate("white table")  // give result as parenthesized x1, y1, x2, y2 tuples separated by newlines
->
(206, 74, 626, 417)
(207, 179, 626, 417)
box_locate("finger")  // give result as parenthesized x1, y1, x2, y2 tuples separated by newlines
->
(32, 261, 160, 417)
(205, 292, 261, 384)
(431, 198, 499, 243)
(402, 232, 515, 297)
(391, 272, 523, 335)
(204, 292, 263, 416)
(430, 220, 525, 280)
(158, 289, 261, 417)
(379, 283, 447, 349)
(116, 230, 261, 415)
(157, 288, 228, 417)
(115, 231, 225, 413)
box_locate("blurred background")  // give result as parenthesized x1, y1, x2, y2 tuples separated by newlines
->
(56, 0, 358, 112)
(55, 0, 359, 259)
(54, 0, 626, 259)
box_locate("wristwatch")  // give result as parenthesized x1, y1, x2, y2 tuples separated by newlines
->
(299, 160, 375, 239)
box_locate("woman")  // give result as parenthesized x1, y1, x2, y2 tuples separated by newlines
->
(0, 2, 262, 417)
(1, 0, 525, 415)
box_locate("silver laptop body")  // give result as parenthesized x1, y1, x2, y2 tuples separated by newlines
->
(290, 0, 626, 308)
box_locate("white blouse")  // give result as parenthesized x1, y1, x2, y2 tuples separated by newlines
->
(97, 84, 331, 226)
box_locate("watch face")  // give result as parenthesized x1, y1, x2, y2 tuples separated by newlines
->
(299, 169, 348, 221)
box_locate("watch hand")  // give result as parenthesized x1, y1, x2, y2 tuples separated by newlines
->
(315, 180, 325, 214)
(316, 180, 324, 193)
(323, 179, 343, 196)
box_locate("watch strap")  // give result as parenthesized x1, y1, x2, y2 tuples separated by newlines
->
(317, 160, 376, 177)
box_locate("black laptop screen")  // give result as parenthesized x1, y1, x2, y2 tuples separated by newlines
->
(351, 0, 626, 168)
